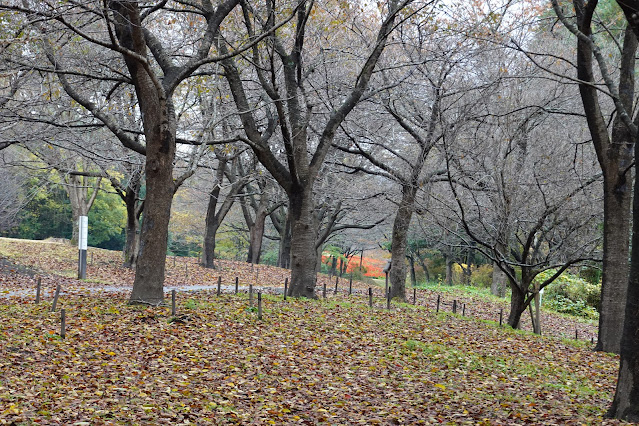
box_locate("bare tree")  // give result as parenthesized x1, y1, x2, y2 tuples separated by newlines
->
(217, 0, 417, 297)
(549, 0, 636, 354)
(2, 0, 246, 304)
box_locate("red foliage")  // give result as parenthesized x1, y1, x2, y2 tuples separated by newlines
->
(322, 254, 385, 278)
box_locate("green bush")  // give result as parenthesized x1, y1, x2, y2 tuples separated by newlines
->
(535, 269, 601, 319)
(543, 295, 599, 320)
(472, 264, 493, 288)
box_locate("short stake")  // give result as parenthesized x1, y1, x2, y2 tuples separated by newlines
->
(257, 292, 263, 320)
(35, 277, 41, 304)
(235, 277, 239, 294)
(60, 308, 66, 339)
(51, 284, 61, 312)
(284, 278, 288, 301)
(171, 290, 176, 316)
(348, 274, 353, 295)
(217, 276, 222, 296)
(249, 284, 254, 307)
(436, 294, 440, 313)
(368, 287, 373, 308)
(499, 309, 503, 326)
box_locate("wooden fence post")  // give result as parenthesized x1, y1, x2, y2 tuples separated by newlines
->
(60, 308, 66, 339)
(258, 292, 263, 320)
(284, 278, 288, 301)
(384, 271, 388, 298)
(35, 277, 41, 304)
(217, 276, 221, 296)
(171, 290, 176, 316)
(436, 295, 440, 313)
(334, 276, 338, 295)
(368, 287, 373, 308)
(413, 288, 416, 305)
(51, 284, 61, 312)
(249, 284, 254, 307)
(348, 274, 353, 295)
(235, 277, 239, 294)
(499, 309, 503, 327)
(323, 281, 327, 299)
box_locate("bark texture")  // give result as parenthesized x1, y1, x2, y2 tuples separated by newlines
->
(574, 6, 635, 353)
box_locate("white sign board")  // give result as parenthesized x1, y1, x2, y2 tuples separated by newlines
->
(79, 216, 88, 250)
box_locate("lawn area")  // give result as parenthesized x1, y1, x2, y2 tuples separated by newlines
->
(0, 238, 625, 425)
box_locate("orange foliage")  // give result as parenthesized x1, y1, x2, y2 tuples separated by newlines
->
(322, 254, 386, 278)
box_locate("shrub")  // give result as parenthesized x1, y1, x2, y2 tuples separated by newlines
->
(535, 269, 601, 319)
(472, 264, 493, 288)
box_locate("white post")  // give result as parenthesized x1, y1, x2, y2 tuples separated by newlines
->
(78, 215, 88, 279)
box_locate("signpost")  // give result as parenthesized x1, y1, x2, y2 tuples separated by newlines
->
(78, 215, 88, 279)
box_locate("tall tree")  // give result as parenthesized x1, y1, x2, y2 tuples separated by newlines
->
(217, 0, 417, 297)
(550, 0, 636, 354)
(603, 0, 639, 420)
(3, 0, 242, 304)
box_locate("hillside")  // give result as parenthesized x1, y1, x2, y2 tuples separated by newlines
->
(0, 238, 624, 424)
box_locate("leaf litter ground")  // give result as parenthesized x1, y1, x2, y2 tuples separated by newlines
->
(0, 238, 626, 425)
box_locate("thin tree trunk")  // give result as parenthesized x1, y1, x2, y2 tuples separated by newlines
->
(122, 180, 142, 269)
(418, 256, 430, 282)
(278, 213, 291, 269)
(491, 261, 508, 298)
(408, 255, 417, 288)
(445, 255, 453, 286)
(123, 204, 140, 269)
(248, 203, 267, 264)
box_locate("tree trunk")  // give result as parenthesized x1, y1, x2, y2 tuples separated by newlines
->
(287, 187, 318, 298)
(247, 201, 267, 264)
(128, 134, 174, 304)
(607, 116, 639, 420)
(491, 261, 508, 297)
(418, 256, 430, 282)
(571, 14, 635, 354)
(330, 256, 337, 277)
(408, 255, 417, 288)
(110, 2, 176, 305)
(596, 176, 632, 352)
(202, 201, 220, 269)
(277, 213, 292, 269)
(445, 255, 453, 286)
(122, 179, 142, 269)
(507, 284, 527, 329)
(201, 157, 232, 269)
(389, 185, 416, 301)
(128, 141, 174, 305)
(123, 202, 140, 269)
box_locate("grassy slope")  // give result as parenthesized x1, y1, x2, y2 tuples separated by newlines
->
(0, 238, 624, 425)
